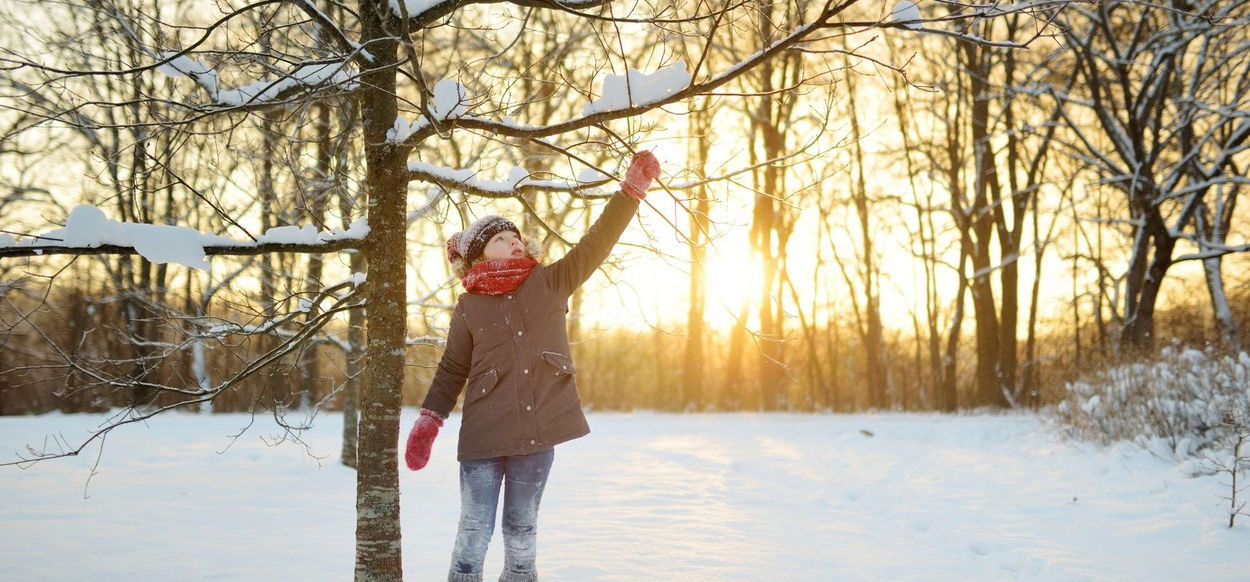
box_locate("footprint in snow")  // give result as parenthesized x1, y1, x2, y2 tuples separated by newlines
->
(968, 540, 996, 556)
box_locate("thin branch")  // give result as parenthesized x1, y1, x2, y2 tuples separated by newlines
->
(0, 238, 361, 260)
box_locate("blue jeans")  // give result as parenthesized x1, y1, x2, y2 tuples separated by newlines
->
(448, 448, 554, 582)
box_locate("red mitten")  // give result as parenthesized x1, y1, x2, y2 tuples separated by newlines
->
(404, 408, 444, 471)
(621, 151, 661, 200)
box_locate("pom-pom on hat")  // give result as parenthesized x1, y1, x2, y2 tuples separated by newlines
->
(446, 215, 520, 264)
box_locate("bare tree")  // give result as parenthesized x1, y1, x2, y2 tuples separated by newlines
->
(835, 49, 889, 409)
(1047, 0, 1250, 351)
(683, 94, 715, 411)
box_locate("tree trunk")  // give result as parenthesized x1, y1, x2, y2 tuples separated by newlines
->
(939, 253, 968, 412)
(752, 139, 781, 409)
(355, 6, 405, 579)
(338, 81, 363, 468)
(843, 58, 887, 409)
(885, 49, 941, 409)
(1022, 183, 1044, 407)
(258, 106, 283, 404)
(1196, 194, 1241, 349)
(1202, 254, 1239, 349)
(300, 101, 334, 409)
(958, 37, 1007, 408)
(745, 1, 799, 409)
(342, 251, 366, 468)
(724, 301, 749, 410)
(683, 97, 712, 411)
(935, 75, 966, 413)
(1120, 209, 1174, 351)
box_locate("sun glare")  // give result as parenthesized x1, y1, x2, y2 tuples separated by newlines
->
(695, 249, 763, 331)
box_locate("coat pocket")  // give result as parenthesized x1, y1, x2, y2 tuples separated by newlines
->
(464, 368, 498, 406)
(540, 351, 577, 376)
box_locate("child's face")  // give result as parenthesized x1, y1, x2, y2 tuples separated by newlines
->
(482, 230, 526, 261)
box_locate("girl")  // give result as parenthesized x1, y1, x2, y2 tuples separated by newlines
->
(404, 151, 661, 582)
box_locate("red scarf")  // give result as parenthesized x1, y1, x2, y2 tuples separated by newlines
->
(463, 257, 538, 295)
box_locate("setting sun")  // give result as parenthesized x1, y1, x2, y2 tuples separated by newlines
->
(697, 246, 764, 330)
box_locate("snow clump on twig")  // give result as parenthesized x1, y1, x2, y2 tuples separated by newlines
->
(891, 1, 923, 29)
(583, 61, 691, 116)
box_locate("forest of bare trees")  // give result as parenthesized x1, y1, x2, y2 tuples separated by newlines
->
(0, 0, 1248, 578)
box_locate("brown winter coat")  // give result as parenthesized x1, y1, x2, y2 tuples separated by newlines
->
(421, 192, 640, 461)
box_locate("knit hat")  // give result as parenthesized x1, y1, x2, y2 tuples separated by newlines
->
(446, 215, 520, 264)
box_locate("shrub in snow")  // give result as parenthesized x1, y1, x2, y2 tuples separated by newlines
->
(1211, 418, 1248, 527)
(1056, 345, 1250, 459)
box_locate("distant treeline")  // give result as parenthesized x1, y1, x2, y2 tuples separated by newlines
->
(3, 280, 1246, 415)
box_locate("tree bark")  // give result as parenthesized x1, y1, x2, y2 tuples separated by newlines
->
(355, 5, 405, 578)
(1120, 209, 1174, 351)
(843, 57, 887, 409)
(957, 36, 1008, 408)
(939, 250, 968, 412)
(299, 100, 335, 409)
(683, 97, 712, 411)
(342, 251, 365, 468)
(1196, 187, 1242, 349)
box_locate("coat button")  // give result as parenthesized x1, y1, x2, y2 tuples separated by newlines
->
(507, 295, 513, 299)
(526, 405, 532, 411)
(523, 369, 529, 374)
(516, 330, 524, 336)
(529, 440, 536, 445)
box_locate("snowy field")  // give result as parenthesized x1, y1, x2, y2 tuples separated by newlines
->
(1, 411, 1246, 581)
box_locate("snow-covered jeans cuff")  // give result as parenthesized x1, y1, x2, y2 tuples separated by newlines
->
(446, 568, 537, 582)
(499, 572, 537, 582)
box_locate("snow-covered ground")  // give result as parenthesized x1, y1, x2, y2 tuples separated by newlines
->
(1, 411, 1246, 581)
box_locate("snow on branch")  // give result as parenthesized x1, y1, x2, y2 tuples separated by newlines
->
(890, 1, 924, 29)
(398, 0, 609, 25)
(393, 63, 691, 139)
(287, 0, 374, 63)
(843, 0, 1072, 49)
(582, 62, 692, 116)
(1173, 243, 1250, 263)
(427, 78, 471, 119)
(406, 161, 615, 199)
(398, 1, 1053, 147)
(407, 334, 447, 347)
(156, 54, 359, 108)
(220, 61, 357, 106)
(389, 0, 454, 18)
(387, 79, 474, 143)
(0, 204, 369, 269)
(198, 277, 365, 340)
(156, 51, 219, 91)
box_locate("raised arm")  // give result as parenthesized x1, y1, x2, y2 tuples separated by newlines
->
(547, 152, 659, 296)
